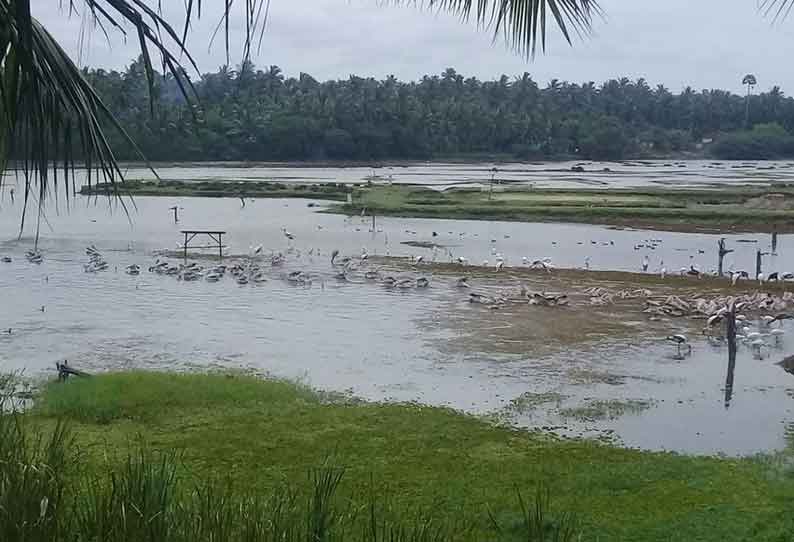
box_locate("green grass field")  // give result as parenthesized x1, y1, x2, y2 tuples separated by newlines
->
(333, 185, 794, 233)
(12, 372, 794, 541)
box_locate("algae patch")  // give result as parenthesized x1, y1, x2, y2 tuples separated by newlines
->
(560, 399, 654, 421)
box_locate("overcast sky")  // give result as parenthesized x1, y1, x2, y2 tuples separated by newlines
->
(31, 0, 794, 94)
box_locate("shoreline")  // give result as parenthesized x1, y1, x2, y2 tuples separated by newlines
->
(79, 179, 352, 201)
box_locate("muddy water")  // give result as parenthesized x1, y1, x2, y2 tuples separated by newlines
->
(1, 194, 793, 456)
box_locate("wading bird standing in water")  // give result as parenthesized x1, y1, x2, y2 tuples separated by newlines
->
(666, 334, 691, 357)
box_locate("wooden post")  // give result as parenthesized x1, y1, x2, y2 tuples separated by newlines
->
(218, 233, 223, 260)
(756, 249, 762, 279)
(724, 303, 737, 409)
(772, 229, 778, 254)
(717, 238, 733, 278)
(184, 232, 188, 261)
(372, 214, 376, 232)
(171, 206, 179, 223)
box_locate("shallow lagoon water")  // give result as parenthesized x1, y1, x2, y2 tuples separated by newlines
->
(1, 191, 793, 456)
(6, 159, 794, 191)
(87, 159, 794, 190)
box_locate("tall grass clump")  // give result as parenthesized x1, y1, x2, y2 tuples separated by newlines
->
(0, 395, 73, 541)
(71, 450, 465, 542)
(489, 484, 581, 542)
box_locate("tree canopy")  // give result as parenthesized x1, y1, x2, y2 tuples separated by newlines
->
(82, 60, 794, 162)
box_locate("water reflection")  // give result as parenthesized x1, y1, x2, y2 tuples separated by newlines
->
(724, 351, 737, 409)
(780, 355, 794, 377)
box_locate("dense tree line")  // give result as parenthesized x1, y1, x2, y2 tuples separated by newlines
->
(84, 58, 794, 162)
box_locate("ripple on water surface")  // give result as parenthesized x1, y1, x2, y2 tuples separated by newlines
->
(1, 194, 793, 456)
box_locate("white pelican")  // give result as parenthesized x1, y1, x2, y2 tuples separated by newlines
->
(495, 261, 504, 271)
(706, 313, 724, 329)
(530, 259, 552, 273)
(469, 292, 488, 304)
(396, 278, 414, 289)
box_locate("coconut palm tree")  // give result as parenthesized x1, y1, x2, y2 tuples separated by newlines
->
(742, 73, 758, 128)
(0, 0, 600, 231)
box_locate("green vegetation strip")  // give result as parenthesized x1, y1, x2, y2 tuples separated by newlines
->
(333, 185, 794, 233)
(10, 372, 794, 541)
(80, 179, 353, 201)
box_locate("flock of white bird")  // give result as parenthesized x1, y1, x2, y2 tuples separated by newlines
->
(5, 234, 794, 364)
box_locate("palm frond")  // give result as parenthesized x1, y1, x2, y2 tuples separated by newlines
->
(403, 0, 600, 56)
(761, 0, 794, 22)
(1, 0, 150, 235)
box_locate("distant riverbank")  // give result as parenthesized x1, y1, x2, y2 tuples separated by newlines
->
(80, 179, 353, 200)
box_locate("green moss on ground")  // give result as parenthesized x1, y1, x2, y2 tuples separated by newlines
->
(27, 372, 794, 542)
(332, 185, 794, 233)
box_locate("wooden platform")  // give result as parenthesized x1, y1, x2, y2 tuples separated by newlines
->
(181, 230, 226, 259)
